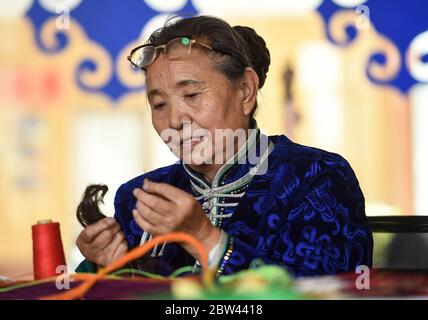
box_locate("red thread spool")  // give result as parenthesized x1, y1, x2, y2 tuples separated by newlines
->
(32, 220, 67, 280)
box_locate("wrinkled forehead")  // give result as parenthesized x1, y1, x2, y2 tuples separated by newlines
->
(146, 47, 216, 87)
(146, 56, 211, 100)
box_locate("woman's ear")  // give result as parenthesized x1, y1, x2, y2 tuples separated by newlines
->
(241, 68, 259, 116)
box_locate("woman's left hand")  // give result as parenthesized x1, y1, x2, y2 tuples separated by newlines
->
(132, 179, 220, 260)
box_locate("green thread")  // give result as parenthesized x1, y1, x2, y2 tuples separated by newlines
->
(0, 265, 197, 293)
(169, 265, 194, 278)
(111, 265, 194, 279)
(110, 269, 165, 279)
(0, 278, 52, 293)
(0, 274, 120, 293)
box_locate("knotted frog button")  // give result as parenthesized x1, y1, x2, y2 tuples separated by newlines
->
(202, 200, 213, 210)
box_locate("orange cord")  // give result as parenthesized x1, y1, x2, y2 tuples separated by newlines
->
(41, 232, 208, 300)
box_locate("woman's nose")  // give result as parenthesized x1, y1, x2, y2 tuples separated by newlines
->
(168, 105, 191, 130)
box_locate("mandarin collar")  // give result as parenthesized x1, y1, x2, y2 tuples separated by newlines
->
(182, 120, 272, 192)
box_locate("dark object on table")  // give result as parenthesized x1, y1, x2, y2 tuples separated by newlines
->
(369, 215, 428, 270)
(386, 233, 428, 269)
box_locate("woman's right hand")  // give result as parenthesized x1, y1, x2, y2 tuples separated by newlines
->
(76, 217, 128, 267)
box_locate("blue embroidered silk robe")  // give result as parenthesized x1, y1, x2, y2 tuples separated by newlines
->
(104, 130, 373, 278)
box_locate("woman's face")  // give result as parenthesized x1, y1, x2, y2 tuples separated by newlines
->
(146, 46, 254, 168)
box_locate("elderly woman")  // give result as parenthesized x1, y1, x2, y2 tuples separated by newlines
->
(76, 15, 373, 277)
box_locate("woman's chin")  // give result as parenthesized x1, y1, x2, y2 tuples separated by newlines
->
(181, 155, 213, 167)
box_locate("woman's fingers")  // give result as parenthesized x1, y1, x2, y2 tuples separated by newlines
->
(107, 231, 128, 260)
(91, 232, 127, 267)
(90, 223, 122, 251)
(80, 217, 117, 243)
(133, 209, 158, 234)
(76, 219, 126, 266)
(112, 241, 129, 261)
(131, 179, 206, 237)
(108, 229, 126, 249)
(141, 179, 187, 203)
(135, 199, 156, 222)
(135, 195, 170, 226)
(133, 188, 171, 215)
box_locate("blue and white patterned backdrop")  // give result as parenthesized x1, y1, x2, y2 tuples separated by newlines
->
(20, 0, 428, 99)
(26, 0, 198, 100)
(318, 0, 428, 92)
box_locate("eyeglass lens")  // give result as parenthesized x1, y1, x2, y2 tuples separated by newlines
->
(132, 38, 192, 69)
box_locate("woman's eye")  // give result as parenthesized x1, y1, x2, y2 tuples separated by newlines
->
(153, 102, 165, 110)
(185, 93, 200, 99)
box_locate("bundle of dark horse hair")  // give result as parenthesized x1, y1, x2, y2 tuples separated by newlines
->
(76, 184, 108, 228)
